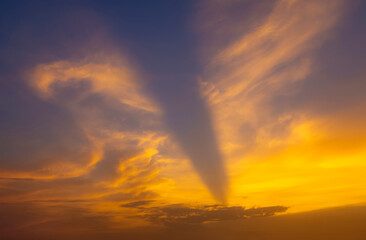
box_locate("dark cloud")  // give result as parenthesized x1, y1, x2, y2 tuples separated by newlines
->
(139, 204, 288, 228)
(120, 200, 155, 208)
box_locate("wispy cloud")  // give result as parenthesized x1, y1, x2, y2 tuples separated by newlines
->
(200, 0, 344, 152)
(196, 0, 366, 212)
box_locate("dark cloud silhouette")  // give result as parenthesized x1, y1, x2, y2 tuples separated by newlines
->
(138, 204, 288, 227)
(120, 200, 155, 208)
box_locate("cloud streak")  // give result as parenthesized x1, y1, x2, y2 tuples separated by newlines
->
(199, 0, 345, 165)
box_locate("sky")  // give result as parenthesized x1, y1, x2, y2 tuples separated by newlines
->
(0, 0, 366, 239)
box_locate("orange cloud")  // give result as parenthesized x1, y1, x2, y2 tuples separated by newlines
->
(0, 54, 175, 212)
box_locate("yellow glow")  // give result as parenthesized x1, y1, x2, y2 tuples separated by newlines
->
(227, 117, 366, 212)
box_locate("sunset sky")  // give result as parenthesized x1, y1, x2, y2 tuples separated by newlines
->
(1, 0, 366, 239)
